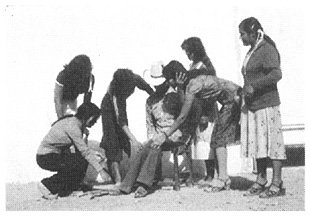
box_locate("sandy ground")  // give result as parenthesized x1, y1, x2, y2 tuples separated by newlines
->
(6, 166, 304, 211)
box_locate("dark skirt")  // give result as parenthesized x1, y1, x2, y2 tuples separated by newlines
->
(210, 102, 240, 148)
(100, 94, 131, 162)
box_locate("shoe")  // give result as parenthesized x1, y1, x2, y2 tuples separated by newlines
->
(259, 181, 286, 198)
(37, 182, 58, 200)
(243, 180, 267, 197)
(203, 178, 231, 192)
(134, 186, 148, 198)
(197, 176, 213, 188)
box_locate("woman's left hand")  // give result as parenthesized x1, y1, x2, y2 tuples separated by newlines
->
(151, 133, 166, 149)
(242, 85, 254, 97)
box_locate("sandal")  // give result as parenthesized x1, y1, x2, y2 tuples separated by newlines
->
(134, 186, 148, 198)
(243, 180, 267, 197)
(204, 178, 231, 193)
(259, 181, 286, 198)
(197, 176, 213, 188)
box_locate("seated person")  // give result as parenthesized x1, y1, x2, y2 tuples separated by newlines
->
(110, 82, 199, 198)
(36, 102, 108, 199)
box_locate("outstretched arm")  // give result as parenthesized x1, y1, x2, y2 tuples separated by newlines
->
(135, 74, 155, 95)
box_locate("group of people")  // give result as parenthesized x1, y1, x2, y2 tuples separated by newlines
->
(36, 17, 287, 200)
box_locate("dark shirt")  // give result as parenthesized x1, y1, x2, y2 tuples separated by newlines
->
(56, 70, 95, 101)
(242, 40, 282, 111)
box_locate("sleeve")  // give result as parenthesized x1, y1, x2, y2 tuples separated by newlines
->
(250, 45, 282, 90)
(113, 95, 128, 127)
(135, 74, 155, 95)
(145, 99, 156, 139)
(66, 125, 103, 173)
(186, 78, 203, 96)
(56, 71, 66, 87)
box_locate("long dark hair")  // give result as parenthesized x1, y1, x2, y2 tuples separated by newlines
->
(62, 54, 92, 91)
(109, 69, 137, 97)
(181, 37, 216, 75)
(239, 17, 277, 48)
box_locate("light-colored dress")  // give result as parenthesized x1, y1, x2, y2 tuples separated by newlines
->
(240, 38, 286, 160)
(191, 123, 215, 160)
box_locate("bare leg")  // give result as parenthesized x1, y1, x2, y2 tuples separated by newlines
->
(215, 147, 228, 180)
(108, 161, 122, 186)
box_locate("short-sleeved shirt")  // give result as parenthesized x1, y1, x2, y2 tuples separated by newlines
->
(186, 75, 240, 105)
(56, 70, 94, 101)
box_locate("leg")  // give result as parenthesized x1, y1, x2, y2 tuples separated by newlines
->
(172, 148, 180, 191)
(204, 147, 230, 192)
(243, 158, 268, 196)
(215, 147, 228, 180)
(120, 142, 156, 193)
(205, 159, 215, 180)
(108, 160, 122, 186)
(271, 159, 283, 185)
(37, 153, 88, 197)
(185, 148, 193, 187)
(258, 159, 286, 198)
(256, 158, 268, 184)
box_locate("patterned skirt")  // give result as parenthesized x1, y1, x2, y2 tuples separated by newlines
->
(240, 105, 286, 160)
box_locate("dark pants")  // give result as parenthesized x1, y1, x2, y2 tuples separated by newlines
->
(119, 141, 163, 194)
(36, 152, 88, 197)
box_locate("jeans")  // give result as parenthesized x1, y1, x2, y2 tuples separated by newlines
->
(36, 151, 88, 197)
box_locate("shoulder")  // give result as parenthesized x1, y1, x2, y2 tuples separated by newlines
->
(56, 69, 68, 85)
(186, 75, 205, 94)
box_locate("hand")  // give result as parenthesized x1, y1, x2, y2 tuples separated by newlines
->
(242, 85, 254, 97)
(94, 151, 107, 162)
(151, 133, 166, 149)
(98, 169, 112, 183)
(176, 71, 187, 87)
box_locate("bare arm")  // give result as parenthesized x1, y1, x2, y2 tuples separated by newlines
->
(165, 92, 195, 137)
(54, 83, 65, 119)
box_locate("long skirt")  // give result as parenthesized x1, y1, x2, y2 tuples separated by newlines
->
(240, 105, 286, 160)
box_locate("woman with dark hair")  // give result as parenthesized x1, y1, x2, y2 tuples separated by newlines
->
(181, 37, 218, 186)
(54, 54, 95, 119)
(238, 17, 286, 198)
(152, 60, 241, 192)
(100, 69, 154, 186)
(181, 37, 216, 76)
(36, 102, 106, 199)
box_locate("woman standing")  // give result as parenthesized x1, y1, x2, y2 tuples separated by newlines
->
(181, 37, 218, 185)
(239, 17, 286, 198)
(100, 69, 154, 186)
(54, 55, 94, 119)
(152, 61, 241, 192)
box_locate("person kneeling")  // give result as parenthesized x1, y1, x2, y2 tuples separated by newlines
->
(36, 102, 108, 199)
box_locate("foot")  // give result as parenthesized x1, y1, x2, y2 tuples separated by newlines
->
(37, 182, 58, 200)
(204, 178, 231, 192)
(108, 189, 126, 196)
(243, 180, 268, 197)
(134, 186, 148, 198)
(259, 181, 286, 198)
(197, 176, 213, 188)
